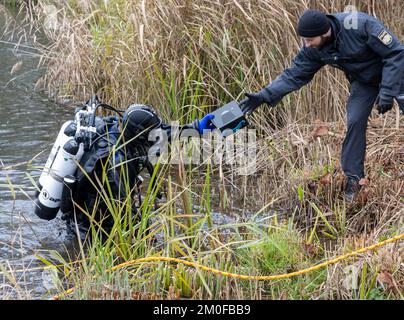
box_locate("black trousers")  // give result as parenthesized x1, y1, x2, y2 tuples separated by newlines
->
(341, 81, 403, 179)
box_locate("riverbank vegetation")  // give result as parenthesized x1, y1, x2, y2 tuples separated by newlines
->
(4, 0, 403, 299)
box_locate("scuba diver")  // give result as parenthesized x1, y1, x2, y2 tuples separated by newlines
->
(34, 96, 217, 239)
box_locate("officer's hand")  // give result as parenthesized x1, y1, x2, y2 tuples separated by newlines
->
(198, 114, 215, 134)
(375, 94, 394, 115)
(241, 92, 265, 115)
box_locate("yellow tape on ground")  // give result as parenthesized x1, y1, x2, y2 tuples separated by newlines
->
(52, 233, 403, 300)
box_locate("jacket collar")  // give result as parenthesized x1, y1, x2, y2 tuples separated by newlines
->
(326, 14, 342, 50)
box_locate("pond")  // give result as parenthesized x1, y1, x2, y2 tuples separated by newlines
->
(0, 9, 76, 299)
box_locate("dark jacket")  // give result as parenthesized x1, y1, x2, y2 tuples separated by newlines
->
(261, 12, 404, 106)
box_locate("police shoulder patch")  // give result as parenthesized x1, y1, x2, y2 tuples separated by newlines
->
(377, 30, 393, 46)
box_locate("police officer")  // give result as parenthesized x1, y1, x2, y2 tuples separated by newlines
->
(241, 9, 404, 202)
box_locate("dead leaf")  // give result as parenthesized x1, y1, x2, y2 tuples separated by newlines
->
(279, 290, 288, 300)
(167, 284, 180, 300)
(131, 291, 141, 300)
(34, 77, 45, 92)
(176, 288, 182, 299)
(312, 126, 329, 139)
(319, 173, 332, 185)
(302, 242, 320, 257)
(358, 187, 370, 204)
(10, 61, 23, 75)
(359, 178, 369, 186)
(377, 271, 396, 293)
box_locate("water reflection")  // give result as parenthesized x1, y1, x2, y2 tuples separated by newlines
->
(0, 11, 76, 299)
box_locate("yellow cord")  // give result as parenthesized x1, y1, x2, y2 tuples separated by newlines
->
(52, 233, 403, 300)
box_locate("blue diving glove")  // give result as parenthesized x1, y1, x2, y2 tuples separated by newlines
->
(197, 114, 216, 134)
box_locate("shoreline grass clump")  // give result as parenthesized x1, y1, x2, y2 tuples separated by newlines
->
(33, 127, 402, 300)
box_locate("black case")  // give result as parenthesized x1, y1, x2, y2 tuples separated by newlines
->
(210, 101, 248, 137)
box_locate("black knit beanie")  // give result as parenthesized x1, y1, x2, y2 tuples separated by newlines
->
(297, 9, 330, 37)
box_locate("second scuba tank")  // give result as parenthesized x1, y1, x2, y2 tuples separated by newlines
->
(34, 139, 84, 220)
(36, 121, 77, 195)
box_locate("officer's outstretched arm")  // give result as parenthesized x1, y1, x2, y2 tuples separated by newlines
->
(365, 17, 404, 97)
(264, 47, 325, 106)
(242, 47, 324, 114)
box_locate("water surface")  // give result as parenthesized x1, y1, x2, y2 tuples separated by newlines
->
(0, 11, 76, 299)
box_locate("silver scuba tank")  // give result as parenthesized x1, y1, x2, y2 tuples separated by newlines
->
(36, 121, 77, 194)
(34, 138, 84, 220)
